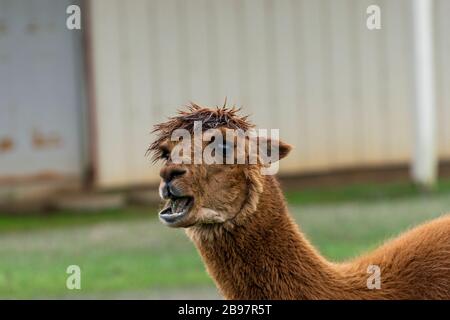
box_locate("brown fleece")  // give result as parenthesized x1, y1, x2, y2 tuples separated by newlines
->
(151, 105, 450, 300)
(186, 175, 450, 299)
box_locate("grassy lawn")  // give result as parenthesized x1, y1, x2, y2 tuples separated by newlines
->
(285, 178, 450, 205)
(0, 181, 449, 299)
(0, 207, 156, 233)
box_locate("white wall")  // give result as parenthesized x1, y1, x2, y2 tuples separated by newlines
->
(89, 0, 450, 187)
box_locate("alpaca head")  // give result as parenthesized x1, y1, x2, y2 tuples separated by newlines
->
(148, 104, 292, 228)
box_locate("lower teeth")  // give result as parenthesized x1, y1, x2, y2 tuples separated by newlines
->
(171, 198, 188, 213)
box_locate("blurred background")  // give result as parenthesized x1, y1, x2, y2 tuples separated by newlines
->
(0, 0, 449, 299)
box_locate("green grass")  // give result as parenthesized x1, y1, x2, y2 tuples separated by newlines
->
(0, 206, 157, 233)
(0, 248, 210, 298)
(285, 179, 450, 205)
(0, 180, 450, 298)
(0, 215, 209, 299)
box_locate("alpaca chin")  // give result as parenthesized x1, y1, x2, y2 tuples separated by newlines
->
(198, 208, 226, 224)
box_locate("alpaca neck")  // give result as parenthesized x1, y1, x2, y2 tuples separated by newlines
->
(186, 176, 343, 299)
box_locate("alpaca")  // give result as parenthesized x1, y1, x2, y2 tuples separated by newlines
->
(149, 104, 450, 300)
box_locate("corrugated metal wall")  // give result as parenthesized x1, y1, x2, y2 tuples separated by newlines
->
(435, 0, 450, 160)
(89, 0, 450, 187)
(0, 0, 85, 183)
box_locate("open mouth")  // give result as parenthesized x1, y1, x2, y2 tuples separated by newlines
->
(158, 196, 194, 225)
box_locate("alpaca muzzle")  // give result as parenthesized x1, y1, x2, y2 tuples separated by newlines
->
(159, 182, 184, 200)
(158, 195, 194, 227)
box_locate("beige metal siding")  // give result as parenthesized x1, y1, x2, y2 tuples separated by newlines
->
(436, 0, 450, 159)
(89, 0, 449, 187)
(0, 0, 85, 183)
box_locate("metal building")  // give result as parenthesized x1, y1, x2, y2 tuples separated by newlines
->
(0, 0, 449, 199)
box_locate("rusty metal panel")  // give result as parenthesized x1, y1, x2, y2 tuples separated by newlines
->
(0, 0, 84, 183)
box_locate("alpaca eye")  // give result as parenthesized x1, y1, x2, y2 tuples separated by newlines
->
(219, 142, 231, 157)
(161, 150, 170, 160)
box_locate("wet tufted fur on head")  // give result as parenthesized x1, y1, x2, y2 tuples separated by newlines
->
(148, 102, 254, 162)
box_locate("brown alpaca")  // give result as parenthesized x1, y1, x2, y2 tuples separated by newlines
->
(149, 104, 450, 300)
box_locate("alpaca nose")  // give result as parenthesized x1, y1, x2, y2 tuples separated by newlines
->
(159, 167, 186, 200)
(160, 166, 187, 183)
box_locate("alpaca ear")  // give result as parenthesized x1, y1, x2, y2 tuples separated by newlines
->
(276, 140, 292, 160)
(256, 137, 292, 163)
(279, 140, 292, 159)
